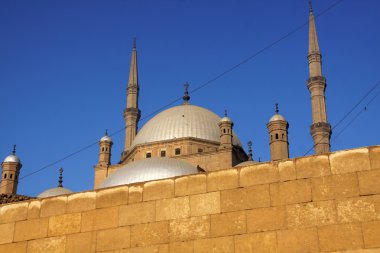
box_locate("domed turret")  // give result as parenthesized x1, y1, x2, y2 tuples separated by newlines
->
(267, 103, 289, 161)
(98, 129, 113, 166)
(1, 145, 22, 195)
(219, 110, 234, 149)
(37, 168, 73, 198)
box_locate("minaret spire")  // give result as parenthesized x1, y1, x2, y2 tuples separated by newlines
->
(123, 38, 141, 154)
(58, 168, 63, 187)
(307, 3, 331, 154)
(247, 141, 253, 161)
(183, 82, 190, 104)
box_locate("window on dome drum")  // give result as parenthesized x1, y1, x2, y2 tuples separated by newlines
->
(198, 148, 203, 153)
(146, 152, 152, 158)
(275, 133, 279, 139)
(160, 150, 166, 157)
(175, 148, 181, 155)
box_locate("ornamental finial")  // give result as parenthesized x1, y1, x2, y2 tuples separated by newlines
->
(308, 0, 313, 12)
(58, 168, 63, 187)
(275, 103, 279, 114)
(247, 141, 253, 161)
(105, 129, 108, 136)
(183, 81, 190, 104)
(12, 144, 16, 155)
(224, 109, 228, 117)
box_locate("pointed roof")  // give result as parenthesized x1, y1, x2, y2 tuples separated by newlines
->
(128, 38, 138, 87)
(308, 1, 320, 54)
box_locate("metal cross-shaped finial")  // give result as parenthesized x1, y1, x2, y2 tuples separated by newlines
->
(12, 144, 16, 155)
(183, 81, 190, 104)
(58, 168, 63, 187)
(275, 103, 279, 114)
(247, 141, 253, 161)
(308, 0, 313, 12)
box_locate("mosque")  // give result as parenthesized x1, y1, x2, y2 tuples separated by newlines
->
(1, 3, 330, 201)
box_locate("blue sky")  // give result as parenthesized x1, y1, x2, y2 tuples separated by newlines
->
(1, 0, 379, 196)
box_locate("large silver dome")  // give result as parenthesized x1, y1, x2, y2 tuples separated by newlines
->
(37, 187, 73, 198)
(131, 104, 242, 148)
(99, 157, 198, 188)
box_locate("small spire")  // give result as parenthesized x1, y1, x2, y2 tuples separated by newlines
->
(58, 168, 63, 187)
(105, 129, 108, 136)
(183, 81, 190, 104)
(275, 103, 279, 114)
(224, 109, 228, 117)
(247, 141, 253, 161)
(12, 144, 16, 155)
(133, 37, 136, 49)
(308, 0, 313, 13)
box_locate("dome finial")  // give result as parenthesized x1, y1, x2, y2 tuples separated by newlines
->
(275, 103, 279, 114)
(308, 0, 313, 12)
(12, 144, 16, 155)
(224, 109, 228, 117)
(133, 37, 136, 49)
(58, 167, 63, 187)
(105, 129, 108, 136)
(183, 81, 190, 104)
(247, 141, 253, 161)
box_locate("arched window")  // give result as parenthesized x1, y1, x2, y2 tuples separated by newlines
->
(223, 129, 226, 133)
(198, 148, 203, 153)
(282, 133, 284, 139)
(10, 174, 13, 179)
(175, 148, 181, 155)
(4, 173, 6, 179)
(102, 147, 104, 152)
(146, 152, 151, 158)
(161, 150, 166, 157)
(275, 133, 279, 139)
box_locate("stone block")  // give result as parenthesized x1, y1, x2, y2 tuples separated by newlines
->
(358, 170, 380, 195)
(169, 215, 210, 241)
(286, 200, 337, 228)
(296, 154, 331, 179)
(66, 232, 94, 253)
(175, 174, 206, 197)
(235, 231, 277, 253)
(312, 173, 359, 201)
(190, 191, 220, 216)
(169, 241, 194, 253)
(220, 184, 270, 212)
(27, 236, 66, 253)
(122, 245, 168, 253)
(81, 206, 119, 232)
(156, 196, 190, 221)
(67, 192, 96, 213)
(278, 160, 296, 182)
(318, 223, 363, 251)
(210, 211, 246, 237)
(14, 218, 48, 241)
(0, 242, 26, 253)
(194, 236, 234, 253)
(240, 163, 279, 187)
(131, 221, 169, 247)
(27, 200, 41, 219)
(330, 148, 371, 174)
(362, 220, 380, 248)
(143, 179, 174, 201)
(0, 222, 14, 244)
(129, 184, 143, 203)
(48, 213, 81, 236)
(40, 196, 67, 217)
(369, 146, 380, 170)
(270, 179, 312, 206)
(246, 206, 286, 232)
(0, 202, 28, 224)
(277, 228, 319, 253)
(96, 226, 130, 251)
(207, 169, 238, 192)
(337, 196, 380, 223)
(119, 201, 155, 226)
(96, 186, 128, 208)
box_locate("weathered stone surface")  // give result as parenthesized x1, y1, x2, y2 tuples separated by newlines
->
(194, 236, 234, 253)
(119, 201, 155, 226)
(96, 186, 128, 208)
(14, 218, 48, 241)
(0, 242, 26, 253)
(210, 211, 246, 237)
(358, 170, 380, 195)
(27, 236, 66, 253)
(337, 196, 380, 223)
(0, 222, 14, 244)
(190, 192, 220, 216)
(362, 220, 380, 248)
(96, 226, 130, 251)
(131, 221, 169, 247)
(296, 155, 331, 179)
(169, 241, 194, 253)
(312, 173, 359, 201)
(27, 200, 41, 219)
(143, 179, 174, 201)
(0, 202, 28, 224)
(318, 223, 363, 251)
(81, 206, 119, 231)
(235, 232, 277, 253)
(270, 179, 312, 206)
(246, 206, 286, 232)
(40, 196, 67, 217)
(175, 174, 206, 197)
(156, 196, 190, 221)
(220, 184, 270, 212)
(330, 148, 371, 174)
(67, 192, 96, 213)
(278, 160, 296, 182)
(122, 245, 168, 253)
(129, 184, 143, 203)
(369, 146, 380, 170)
(207, 169, 238, 192)
(66, 232, 93, 253)
(240, 163, 279, 187)
(287, 200, 336, 228)
(48, 213, 81, 236)
(277, 228, 319, 253)
(169, 215, 210, 241)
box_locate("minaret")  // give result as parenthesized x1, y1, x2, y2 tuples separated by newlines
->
(267, 104, 289, 161)
(307, 1, 331, 154)
(98, 130, 113, 166)
(123, 38, 141, 152)
(219, 110, 233, 149)
(0, 145, 22, 194)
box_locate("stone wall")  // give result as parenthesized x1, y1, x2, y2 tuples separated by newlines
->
(0, 146, 379, 253)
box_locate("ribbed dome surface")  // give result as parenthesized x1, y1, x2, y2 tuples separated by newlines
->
(131, 104, 241, 148)
(99, 157, 198, 188)
(37, 187, 73, 198)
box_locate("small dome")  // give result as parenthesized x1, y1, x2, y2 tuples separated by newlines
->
(3, 155, 20, 163)
(234, 160, 259, 167)
(220, 116, 233, 123)
(269, 114, 286, 122)
(99, 157, 198, 188)
(100, 135, 112, 142)
(37, 187, 73, 198)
